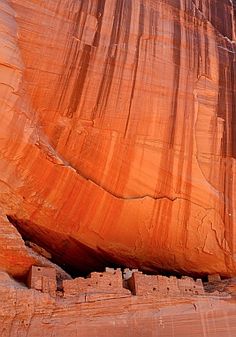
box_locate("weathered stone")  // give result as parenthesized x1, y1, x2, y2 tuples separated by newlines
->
(126, 272, 205, 296)
(27, 266, 57, 297)
(63, 269, 130, 298)
(0, 270, 235, 337)
(0, 0, 236, 334)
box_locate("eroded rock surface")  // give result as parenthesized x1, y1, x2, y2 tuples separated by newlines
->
(0, 0, 236, 278)
(1, 269, 236, 337)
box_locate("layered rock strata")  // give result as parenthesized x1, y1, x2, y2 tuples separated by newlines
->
(1, 269, 236, 337)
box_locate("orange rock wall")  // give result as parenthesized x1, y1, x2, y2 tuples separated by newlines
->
(0, 0, 235, 277)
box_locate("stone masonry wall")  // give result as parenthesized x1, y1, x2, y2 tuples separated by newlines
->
(128, 272, 205, 296)
(27, 266, 205, 300)
(27, 266, 56, 297)
(63, 268, 130, 298)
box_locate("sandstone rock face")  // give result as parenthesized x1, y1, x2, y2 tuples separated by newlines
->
(1, 270, 236, 337)
(0, 0, 235, 278)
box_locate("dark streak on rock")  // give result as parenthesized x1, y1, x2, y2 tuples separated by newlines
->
(169, 1, 181, 147)
(231, 55, 236, 158)
(124, 2, 145, 137)
(92, 0, 132, 120)
(217, 43, 235, 159)
(210, 0, 233, 40)
(204, 22, 210, 76)
(217, 37, 236, 254)
(67, 44, 92, 118)
(57, 1, 107, 118)
(93, 0, 106, 47)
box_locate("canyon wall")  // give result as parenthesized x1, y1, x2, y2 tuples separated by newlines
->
(0, 0, 235, 278)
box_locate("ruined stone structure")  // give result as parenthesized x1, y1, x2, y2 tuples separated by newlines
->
(63, 268, 130, 299)
(126, 272, 205, 296)
(27, 266, 56, 297)
(1, 269, 236, 337)
(208, 274, 222, 283)
(27, 266, 205, 300)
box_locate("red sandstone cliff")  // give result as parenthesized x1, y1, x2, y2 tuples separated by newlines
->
(0, 0, 236, 280)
